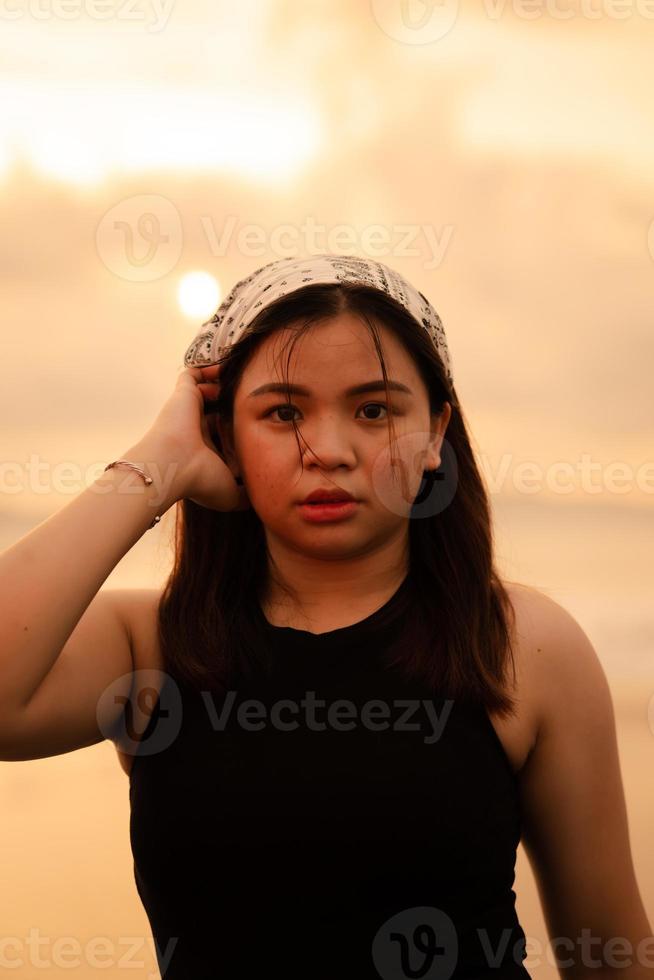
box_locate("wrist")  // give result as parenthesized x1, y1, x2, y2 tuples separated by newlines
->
(118, 437, 188, 514)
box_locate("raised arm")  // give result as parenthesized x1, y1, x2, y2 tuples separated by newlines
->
(0, 438, 181, 759)
(0, 363, 245, 761)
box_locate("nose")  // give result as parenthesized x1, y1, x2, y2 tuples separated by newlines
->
(300, 417, 358, 470)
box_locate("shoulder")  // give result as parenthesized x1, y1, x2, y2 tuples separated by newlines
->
(504, 582, 614, 757)
(502, 579, 605, 685)
(502, 579, 613, 749)
(502, 578, 576, 627)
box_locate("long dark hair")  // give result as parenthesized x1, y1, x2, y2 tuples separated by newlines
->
(158, 282, 519, 717)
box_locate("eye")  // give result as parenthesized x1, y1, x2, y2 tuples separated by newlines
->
(263, 402, 391, 423)
(358, 403, 390, 421)
(262, 404, 299, 423)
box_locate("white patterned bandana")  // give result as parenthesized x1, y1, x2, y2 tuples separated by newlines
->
(183, 253, 453, 385)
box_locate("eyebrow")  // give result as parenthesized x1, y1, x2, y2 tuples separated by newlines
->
(248, 380, 413, 398)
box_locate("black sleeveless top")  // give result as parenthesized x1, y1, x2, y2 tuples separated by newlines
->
(129, 576, 532, 979)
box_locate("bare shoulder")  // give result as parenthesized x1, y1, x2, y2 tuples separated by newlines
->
(503, 579, 580, 638)
(501, 579, 610, 745)
(503, 579, 601, 676)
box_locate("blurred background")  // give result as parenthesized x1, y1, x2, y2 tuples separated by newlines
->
(1, 0, 653, 976)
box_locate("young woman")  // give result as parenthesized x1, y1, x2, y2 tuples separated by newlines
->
(0, 255, 650, 979)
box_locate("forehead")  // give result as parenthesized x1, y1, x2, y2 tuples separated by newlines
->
(238, 312, 418, 390)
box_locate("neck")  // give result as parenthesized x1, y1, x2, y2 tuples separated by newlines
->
(260, 531, 410, 620)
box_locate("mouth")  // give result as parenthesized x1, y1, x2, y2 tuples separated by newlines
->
(301, 491, 356, 505)
(302, 498, 354, 506)
(298, 497, 359, 522)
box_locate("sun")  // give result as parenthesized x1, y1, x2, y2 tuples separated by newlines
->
(177, 271, 221, 319)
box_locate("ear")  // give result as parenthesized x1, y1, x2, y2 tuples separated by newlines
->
(423, 401, 452, 472)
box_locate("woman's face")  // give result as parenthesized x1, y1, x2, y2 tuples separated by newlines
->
(218, 311, 451, 560)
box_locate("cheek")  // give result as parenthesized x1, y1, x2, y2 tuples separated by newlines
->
(370, 435, 429, 513)
(236, 426, 282, 470)
(239, 439, 294, 502)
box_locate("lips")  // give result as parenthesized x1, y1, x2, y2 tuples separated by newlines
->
(301, 489, 355, 504)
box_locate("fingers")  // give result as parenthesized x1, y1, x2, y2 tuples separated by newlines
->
(181, 363, 223, 380)
(179, 365, 222, 397)
(194, 363, 223, 381)
(198, 383, 220, 403)
(201, 363, 223, 376)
